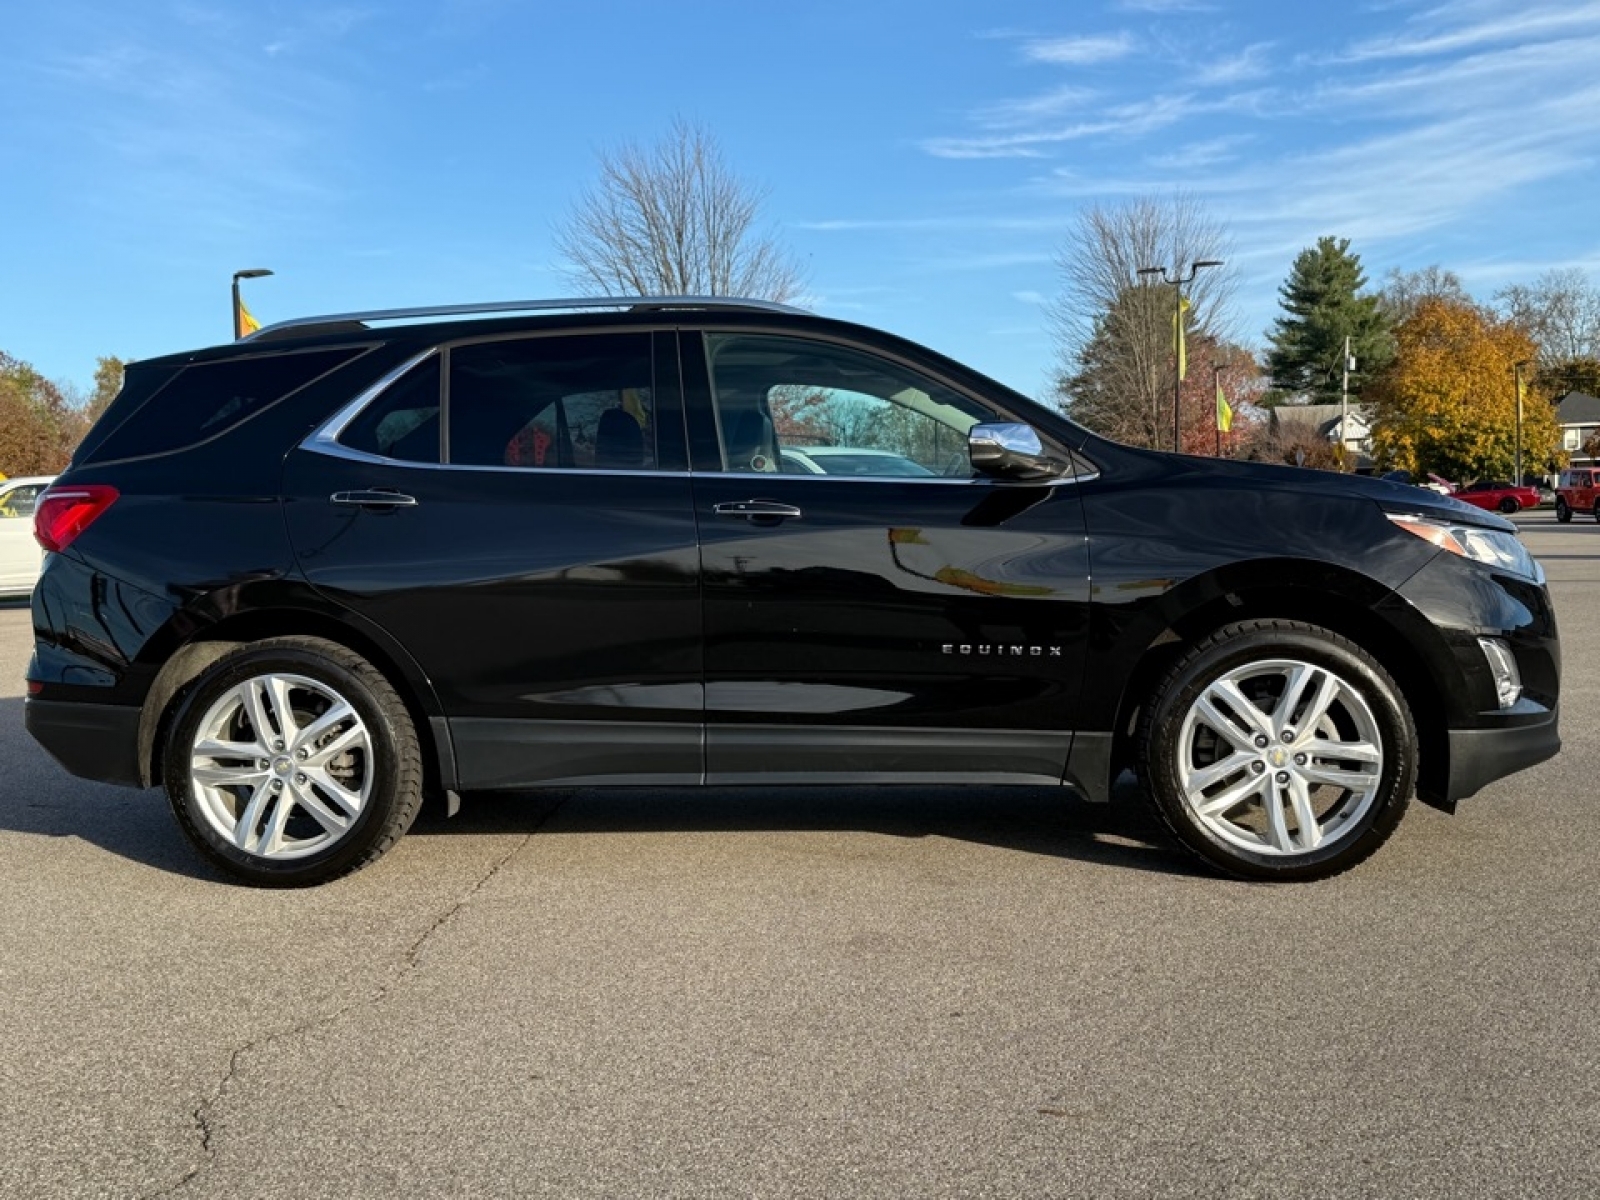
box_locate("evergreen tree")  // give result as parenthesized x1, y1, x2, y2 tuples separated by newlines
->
(1266, 237, 1392, 402)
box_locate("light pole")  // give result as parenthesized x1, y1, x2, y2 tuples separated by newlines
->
(1211, 359, 1225, 457)
(1339, 335, 1355, 472)
(1138, 260, 1222, 452)
(231, 268, 273, 339)
(1513, 360, 1530, 486)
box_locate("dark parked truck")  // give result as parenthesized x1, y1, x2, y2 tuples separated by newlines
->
(26, 298, 1560, 885)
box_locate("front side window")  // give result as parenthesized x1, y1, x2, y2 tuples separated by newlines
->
(447, 333, 655, 470)
(704, 334, 993, 478)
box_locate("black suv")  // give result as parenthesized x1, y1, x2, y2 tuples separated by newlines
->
(25, 298, 1560, 885)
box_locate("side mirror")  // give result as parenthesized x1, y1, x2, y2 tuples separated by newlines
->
(968, 423, 1063, 481)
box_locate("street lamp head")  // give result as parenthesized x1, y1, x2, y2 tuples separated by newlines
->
(233, 268, 274, 281)
(1136, 266, 1164, 278)
(1192, 259, 1224, 270)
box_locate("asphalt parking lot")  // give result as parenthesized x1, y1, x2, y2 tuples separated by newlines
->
(1, 511, 1596, 1199)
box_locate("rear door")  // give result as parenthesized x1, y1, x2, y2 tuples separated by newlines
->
(681, 328, 1091, 785)
(283, 328, 704, 788)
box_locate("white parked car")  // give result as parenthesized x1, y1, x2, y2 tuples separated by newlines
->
(0, 475, 55, 597)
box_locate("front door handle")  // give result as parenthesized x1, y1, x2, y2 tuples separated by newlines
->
(331, 489, 418, 510)
(713, 500, 803, 522)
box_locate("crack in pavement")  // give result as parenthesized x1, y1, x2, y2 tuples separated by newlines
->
(142, 809, 556, 1200)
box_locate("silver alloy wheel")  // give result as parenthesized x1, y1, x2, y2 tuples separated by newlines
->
(1175, 658, 1384, 857)
(187, 672, 373, 860)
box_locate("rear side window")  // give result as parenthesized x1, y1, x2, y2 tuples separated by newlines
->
(89, 347, 365, 462)
(446, 333, 655, 470)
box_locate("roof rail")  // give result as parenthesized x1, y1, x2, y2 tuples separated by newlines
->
(246, 295, 810, 340)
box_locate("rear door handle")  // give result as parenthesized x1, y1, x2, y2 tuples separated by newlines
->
(713, 500, 803, 521)
(331, 489, 418, 510)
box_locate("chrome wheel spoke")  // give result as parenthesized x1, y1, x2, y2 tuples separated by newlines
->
(192, 762, 269, 788)
(1285, 775, 1322, 852)
(1272, 663, 1317, 736)
(1209, 678, 1274, 742)
(1186, 752, 1251, 794)
(1195, 771, 1267, 818)
(266, 676, 300, 745)
(1193, 692, 1265, 754)
(293, 701, 354, 755)
(1292, 673, 1342, 742)
(257, 789, 296, 857)
(303, 767, 363, 821)
(194, 734, 270, 762)
(303, 722, 362, 768)
(289, 780, 353, 836)
(1264, 781, 1295, 853)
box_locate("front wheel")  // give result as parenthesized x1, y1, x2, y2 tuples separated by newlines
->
(1498, 497, 1519, 514)
(163, 637, 424, 886)
(1137, 621, 1415, 881)
(1593, 500, 1600, 524)
(1556, 498, 1571, 523)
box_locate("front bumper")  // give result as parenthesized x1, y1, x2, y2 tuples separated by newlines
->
(1443, 702, 1561, 804)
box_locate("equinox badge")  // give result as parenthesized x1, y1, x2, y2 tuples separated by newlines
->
(943, 643, 1062, 657)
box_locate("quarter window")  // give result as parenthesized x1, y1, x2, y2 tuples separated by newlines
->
(91, 347, 365, 462)
(340, 357, 442, 463)
(447, 333, 655, 470)
(703, 334, 993, 478)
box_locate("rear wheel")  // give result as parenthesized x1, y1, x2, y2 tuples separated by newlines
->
(1593, 500, 1600, 524)
(1137, 621, 1415, 881)
(163, 637, 423, 886)
(1556, 498, 1571, 523)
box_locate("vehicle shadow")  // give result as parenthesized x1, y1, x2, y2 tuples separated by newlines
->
(0, 694, 1200, 882)
(415, 775, 1202, 878)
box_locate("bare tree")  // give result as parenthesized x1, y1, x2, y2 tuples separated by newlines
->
(1049, 194, 1236, 447)
(1495, 268, 1600, 366)
(1377, 265, 1470, 324)
(556, 119, 805, 303)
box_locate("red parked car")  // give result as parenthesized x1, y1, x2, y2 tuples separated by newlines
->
(1453, 480, 1541, 514)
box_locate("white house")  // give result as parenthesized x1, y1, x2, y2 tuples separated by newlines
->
(1558, 391, 1600, 465)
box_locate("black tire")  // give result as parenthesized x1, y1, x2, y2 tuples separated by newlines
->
(1556, 498, 1571, 523)
(1498, 497, 1518, 514)
(1593, 500, 1600, 524)
(163, 636, 423, 886)
(1136, 620, 1416, 882)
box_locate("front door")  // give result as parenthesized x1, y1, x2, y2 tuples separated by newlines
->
(680, 329, 1091, 784)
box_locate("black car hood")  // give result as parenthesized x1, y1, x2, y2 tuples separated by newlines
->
(1079, 439, 1518, 533)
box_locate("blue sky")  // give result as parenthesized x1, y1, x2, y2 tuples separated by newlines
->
(5, 0, 1599, 402)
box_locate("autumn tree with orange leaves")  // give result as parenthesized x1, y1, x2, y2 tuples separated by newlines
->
(1366, 297, 1560, 482)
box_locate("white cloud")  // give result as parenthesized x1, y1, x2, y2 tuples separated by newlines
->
(1022, 33, 1137, 65)
(1192, 43, 1275, 86)
(1340, 2, 1600, 62)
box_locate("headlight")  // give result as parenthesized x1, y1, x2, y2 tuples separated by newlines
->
(1387, 513, 1543, 582)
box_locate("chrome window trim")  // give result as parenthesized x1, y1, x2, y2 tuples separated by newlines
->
(306, 348, 440, 452)
(299, 437, 1097, 486)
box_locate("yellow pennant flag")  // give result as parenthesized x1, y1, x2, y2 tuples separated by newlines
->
(236, 298, 261, 338)
(1174, 295, 1190, 381)
(1216, 379, 1233, 433)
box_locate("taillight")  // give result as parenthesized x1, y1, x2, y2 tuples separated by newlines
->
(34, 485, 120, 553)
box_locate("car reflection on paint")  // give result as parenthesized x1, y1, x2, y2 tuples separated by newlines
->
(779, 446, 938, 476)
